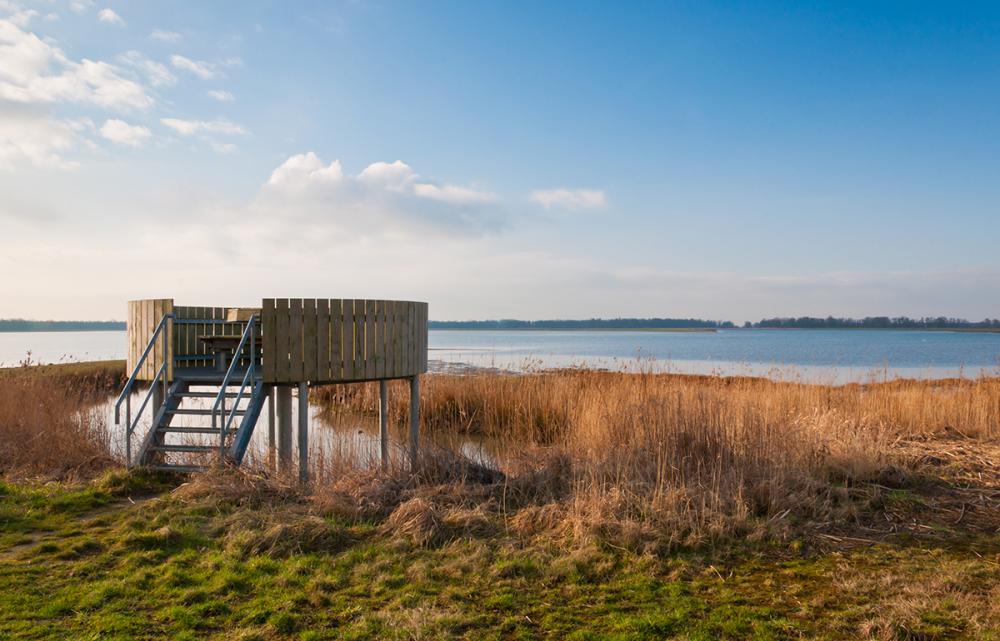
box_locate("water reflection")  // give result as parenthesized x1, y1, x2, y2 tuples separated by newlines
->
(99, 388, 499, 471)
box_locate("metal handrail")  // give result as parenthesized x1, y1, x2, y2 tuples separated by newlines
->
(211, 314, 258, 461)
(114, 313, 171, 466)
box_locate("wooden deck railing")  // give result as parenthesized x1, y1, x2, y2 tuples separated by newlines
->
(261, 298, 427, 384)
(127, 298, 428, 384)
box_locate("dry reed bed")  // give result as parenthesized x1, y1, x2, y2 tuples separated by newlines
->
(0, 361, 124, 479)
(3, 362, 1000, 547)
(312, 371, 1000, 547)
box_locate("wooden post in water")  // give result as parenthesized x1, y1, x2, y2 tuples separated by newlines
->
(409, 375, 420, 471)
(276, 386, 292, 473)
(267, 386, 276, 470)
(379, 380, 389, 470)
(298, 382, 309, 483)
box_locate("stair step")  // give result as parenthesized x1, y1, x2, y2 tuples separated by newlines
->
(175, 391, 247, 398)
(167, 408, 247, 416)
(160, 426, 232, 435)
(149, 464, 207, 474)
(148, 444, 219, 453)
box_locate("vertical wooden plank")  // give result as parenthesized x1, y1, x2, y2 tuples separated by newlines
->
(340, 300, 354, 380)
(399, 302, 408, 376)
(155, 300, 164, 376)
(394, 301, 404, 378)
(365, 300, 376, 380)
(141, 300, 150, 379)
(409, 302, 417, 376)
(275, 299, 290, 383)
(316, 299, 330, 382)
(289, 298, 304, 382)
(172, 306, 183, 367)
(126, 301, 133, 373)
(164, 299, 174, 381)
(262, 299, 276, 382)
(421, 302, 428, 372)
(383, 300, 394, 378)
(126, 301, 133, 374)
(330, 300, 343, 382)
(155, 299, 164, 377)
(354, 300, 366, 380)
(303, 298, 317, 382)
(375, 301, 385, 379)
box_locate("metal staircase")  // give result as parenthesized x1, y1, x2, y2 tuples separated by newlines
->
(114, 313, 267, 472)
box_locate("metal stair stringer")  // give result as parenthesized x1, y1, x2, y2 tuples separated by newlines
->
(227, 381, 267, 465)
(137, 379, 188, 466)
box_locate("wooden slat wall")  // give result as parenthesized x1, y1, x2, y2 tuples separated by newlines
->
(126, 299, 173, 381)
(171, 305, 236, 370)
(260, 298, 428, 384)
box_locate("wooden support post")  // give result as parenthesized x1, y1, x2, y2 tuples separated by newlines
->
(298, 382, 309, 484)
(379, 380, 389, 470)
(267, 386, 276, 470)
(276, 385, 292, 473)
(409, 375, 420, 471)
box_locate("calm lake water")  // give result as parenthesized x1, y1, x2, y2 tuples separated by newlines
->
(3, 328, 1000, 382)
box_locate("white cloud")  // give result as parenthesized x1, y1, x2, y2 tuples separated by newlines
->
(99, 118, 149, 147)
(530, 188, 607, 210)
(413, 182, 497, 205)
(267, 152, 342, 187)
(160, 117, 246, 136)
(119, 50, 176, 87)
(69, 1, 92, 14)
(0, 108, 79, 170)
(356, 159, 496, 203)
(357, 160, 415, 191)
(0, 19, 152, 110)
(97, 8, 123, 26)
(150, 29, 181, 43)
(170, 54, 214, 79)
(207, 89, 233, 102)
(261, 152, 502, 236)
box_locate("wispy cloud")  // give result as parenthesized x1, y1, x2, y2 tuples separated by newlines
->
(150, 29, 181, 43)
(170, 54, 214, 79)
(119, 51, 176, 87)
(207, 89, 234, 102)
(160, 117, 246, 135)
(97, 8, 123, 26)
(530, 188, 607, 210)
(99, 118, 150, 147)
(169, 54, 241, 80)
(0, 20, 152, 110)
(262, 152, 503, 236)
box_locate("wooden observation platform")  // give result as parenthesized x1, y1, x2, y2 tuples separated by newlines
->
(114, 298, 429, 480)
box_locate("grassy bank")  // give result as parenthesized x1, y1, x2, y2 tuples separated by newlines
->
(3, 364, 1000, 638)
(2, 458, 1000, 640)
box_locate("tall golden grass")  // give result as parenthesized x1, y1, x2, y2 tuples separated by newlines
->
(312, 370, 1000, 546)
(3, 359, 999, 546)
(0, 360, 124, 479)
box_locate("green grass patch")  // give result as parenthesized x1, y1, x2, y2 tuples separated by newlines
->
(1, 476, 999, 640)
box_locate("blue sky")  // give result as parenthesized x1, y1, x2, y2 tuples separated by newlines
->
(1, 1, 998, 321)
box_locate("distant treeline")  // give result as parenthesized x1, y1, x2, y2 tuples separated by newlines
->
(429, 318, 736, 330)
(0, 319, 125, 332)
(750, 316, 1000, 329)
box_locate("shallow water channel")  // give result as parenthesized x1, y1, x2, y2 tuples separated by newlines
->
(98, 388, 498, 472)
